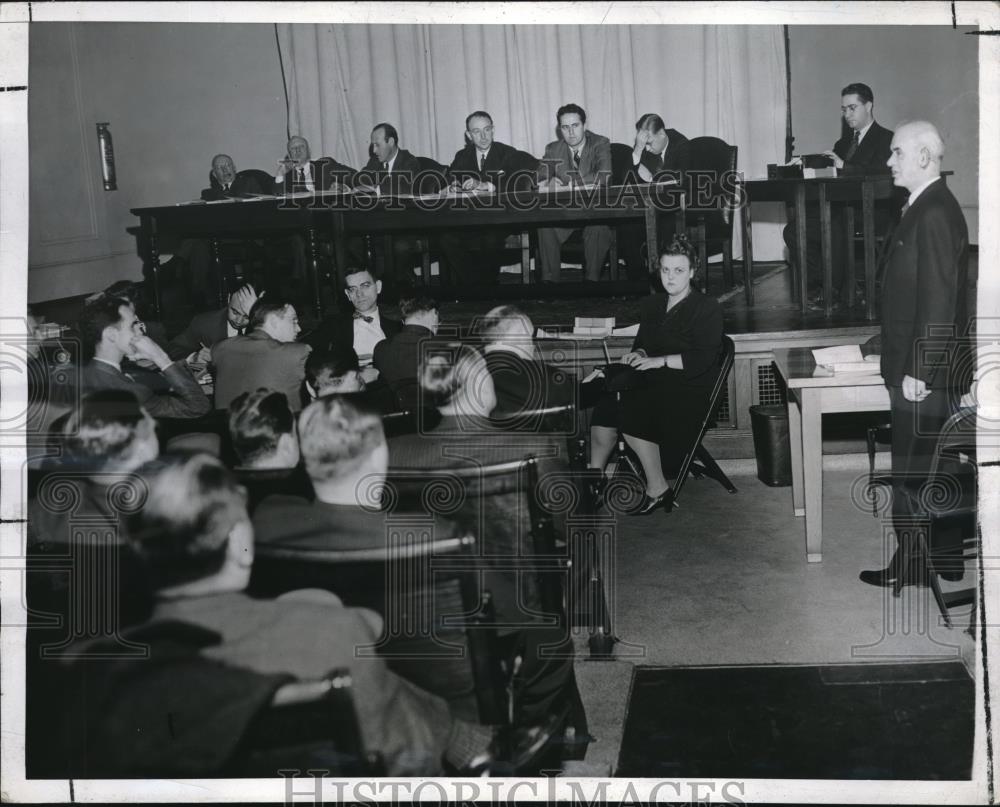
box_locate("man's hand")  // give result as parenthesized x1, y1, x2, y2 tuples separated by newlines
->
(187, 346, 213, 367)
(821, 150, 844, 170)
(633, 128, 651, 160)
(637, 164, 654, 183)
(129, 335, 173, 372)
(461, 177, 479, 191)
(229, 284, 259, 318)
(902, 374, 932, 402)
(630, 355, 666, 372)
(275, 158, 295, 179)
(360, 366, 380, 384)
(621, 350, 648, 367)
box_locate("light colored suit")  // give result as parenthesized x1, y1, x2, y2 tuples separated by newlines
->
(535, 130, 613, 281)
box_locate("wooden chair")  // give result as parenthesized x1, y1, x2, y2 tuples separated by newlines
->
(250, 530, 508, 724)
(681, 137, 739, 291)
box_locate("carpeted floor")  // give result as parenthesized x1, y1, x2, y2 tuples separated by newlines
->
(616, 660, 974, 779)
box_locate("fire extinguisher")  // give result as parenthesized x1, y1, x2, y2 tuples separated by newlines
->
(96, 122, 117, 191)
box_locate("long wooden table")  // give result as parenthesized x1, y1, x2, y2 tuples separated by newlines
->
(772, 347, 890, 563)
(739, 174, 901, 319)
(131, 181, 687, 317)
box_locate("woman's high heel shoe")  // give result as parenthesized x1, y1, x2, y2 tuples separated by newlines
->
(635, 488, 672, 515)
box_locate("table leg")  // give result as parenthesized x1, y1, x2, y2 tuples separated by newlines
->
(843, 206, 855, 309)
(644, 206, 658, 275)
(787, 390, 805, 517)
(818, 184, 833, 317)
(794, 185, 808, 313)
(862, 179, 876, 321)
(332, 212, 347, 292)
(741, 192, 755, 306)
(307, 226, 322, 317)
(144, 214, 163, 319)
(521, 231, 531, 284)
(800, 387, 823, 563)
(210, 236, 225, 307)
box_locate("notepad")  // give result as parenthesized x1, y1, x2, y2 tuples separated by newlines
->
(812, 344, 881, 374)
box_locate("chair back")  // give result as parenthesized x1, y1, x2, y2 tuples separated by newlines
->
(381, 407, 418, 438)
(235, 668, 385, 776)
(240, 168, 276, 191)
(671, 334, 735, 500)
(415, 155, 448, 194)
(610, 143, 636, 185)
(250, 531, 507, 724)
(682, 136, 739, 230)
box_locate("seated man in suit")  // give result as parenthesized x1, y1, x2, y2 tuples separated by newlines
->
(228, 388, 312, 513)
(620, 113, 690, 280)
(782, 82, 896, 308)
(356, 123, 422, 196)
(129, 451, 544, 776)
(79, 294, 210, 420)
(201, 154, 268, 200)
(306, 268, 402, 380)
(477, 305, 575, 417)
(536, 103, 613, 282)
(440, 111, 539, 285)
(372, 296, 440, 411)
(167, 283, 259, 362)
(305, 346, 399, 414)
(212, 299, 311, 412)
(273, 135, 355, 194)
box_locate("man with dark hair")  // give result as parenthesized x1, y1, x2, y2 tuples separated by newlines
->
(441, 111, 538, 285)
(357, 122, 422, 196)
(783, 82, 896, 308)
(129, 451, 532, 776)
(78, 295, 210, 420)
(212, 299, 311, 412)
(535, 103, 613, 282)
(631, 112, 690, 181)
(305, 346, 367, 397)
(860, 120, 971, 592)
(306, 268, 402, 379)
(167, 283, 260, 361)
(478, 305, 575, 416)
(372, 296, 440, 410)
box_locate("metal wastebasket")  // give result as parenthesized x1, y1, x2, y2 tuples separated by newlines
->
(749, 404, 792, 487)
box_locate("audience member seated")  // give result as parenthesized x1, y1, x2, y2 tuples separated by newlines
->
(588, 235, 723, 514)
(477, 305, 575, 418)
(228, 388, 313, 512)
(78, 294, 210, 419)
(167, 283, 259, 362)
(304, 346, 398, 414)
(387, 345, 579, 727)
(372, 296, 440, 411)
(306, 268, 401, 379)
(212, 298, 311, 412)
(253, 394, 448, 552)
(126, 451, 530, 776)
(28, 390, 159, 551)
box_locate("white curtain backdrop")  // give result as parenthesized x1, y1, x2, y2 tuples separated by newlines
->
(277, 24, 788, 259)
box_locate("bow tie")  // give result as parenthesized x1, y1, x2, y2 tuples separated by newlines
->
(353, 312, 374, 323)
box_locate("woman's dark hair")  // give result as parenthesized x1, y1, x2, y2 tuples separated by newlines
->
(657, 233, 699, 273)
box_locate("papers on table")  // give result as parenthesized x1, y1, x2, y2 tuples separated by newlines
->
(812, 344, 881, 374)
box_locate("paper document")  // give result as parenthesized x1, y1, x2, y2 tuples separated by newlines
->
(611, 324, 640, 337)
(812, 344, 881, 374)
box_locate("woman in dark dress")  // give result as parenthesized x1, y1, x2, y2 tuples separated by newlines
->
(589, 235, 724, 514)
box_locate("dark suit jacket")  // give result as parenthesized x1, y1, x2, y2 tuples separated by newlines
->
(834, 121, 894, 177)
(879, 178, 970, 390)
(200, 169, 269, 201)
(211, 330, 311, 411)
(167, 309, 229, 361)
(372, 324, 437, 412)
(304, 308, 402, 355)
(81, 359, 211, 420)
(447, 141, 538, 193)
(630, 128, 690, 182)
(274, 158, 356, 194)
(358, 149, 422, 195)
(484, 350, 575, 416)
(536, 130, 612, 187)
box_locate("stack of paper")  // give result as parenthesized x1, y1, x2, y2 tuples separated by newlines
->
(574, 317, 615, 336)
(812, 344, 882, 374)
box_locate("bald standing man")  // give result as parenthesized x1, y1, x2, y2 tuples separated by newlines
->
(859, 121, 972, 593)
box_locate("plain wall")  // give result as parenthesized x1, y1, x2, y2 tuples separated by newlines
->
(28, 23, 287, 301)
(788, 24, 979, 241)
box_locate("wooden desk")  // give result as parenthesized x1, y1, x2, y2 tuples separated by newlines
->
(739, 175, 899, 319)
(131, 182, 685, 318)
(772, 347, 890, 562)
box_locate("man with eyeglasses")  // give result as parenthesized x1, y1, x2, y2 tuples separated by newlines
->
(307, 269, 401, 384)
(78, 294, 210, 419)
(440, 111, 538, 285)
(783, 82, 895, 309)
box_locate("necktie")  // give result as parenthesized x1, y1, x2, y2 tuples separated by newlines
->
(224, 183, 230, 192)
(354, 312, 374, 324)
(844, 131, 860, 162)
(382, 162, 388, 172)
(573, 149, 581, 169)
(480, 153, 486, 172)
(296, 167, 304, 188)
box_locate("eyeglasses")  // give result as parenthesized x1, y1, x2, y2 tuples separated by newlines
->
(346, 282, 374, 296)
